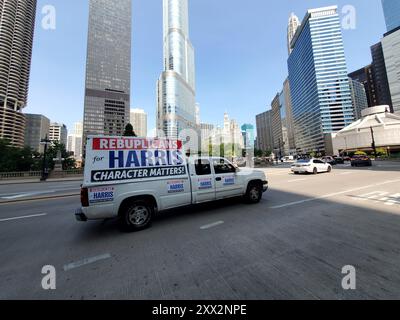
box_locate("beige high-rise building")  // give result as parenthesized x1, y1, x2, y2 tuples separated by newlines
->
(287, 13, 300, 55)
(67, 122, 83, 160)
(0, 0, 37, 147)
(130, 108, 147, 137)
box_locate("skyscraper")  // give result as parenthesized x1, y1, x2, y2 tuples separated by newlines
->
(287, 13, 300, 55)
(49, 122, 68, 146)
(288, 6, 354, 154)
(67, 122, 83, 160)
(255, 110, 273, 153)
(371, 42, 393, 111)
(24, 114, 50, 153)
(130, 108, 147, 137)
(349, 78, 369, 120)
(0, 0, 37, 147)
(349, 65, 377, 108)
(83, 0, 132, 145)
(381, 0, 400, 33)
(382, 28, 400, 114)
(157, 0, 197, 139)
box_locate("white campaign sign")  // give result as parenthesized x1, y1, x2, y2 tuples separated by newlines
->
(84, 137, 187, 185)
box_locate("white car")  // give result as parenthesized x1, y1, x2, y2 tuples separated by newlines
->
(291, 158, 332, 174)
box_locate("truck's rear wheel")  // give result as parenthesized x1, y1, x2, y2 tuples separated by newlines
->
(245, 183, 262, 204)
(120, 200, 153, 232)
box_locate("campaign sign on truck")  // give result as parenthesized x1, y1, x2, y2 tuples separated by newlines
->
(85, 137, 187, 184)
(167, 180, 185, 193)
(89, 186, 115, 204)
(198, 178, 213, 190)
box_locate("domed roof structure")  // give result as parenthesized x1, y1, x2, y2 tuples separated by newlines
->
(331, 106, 400, 154)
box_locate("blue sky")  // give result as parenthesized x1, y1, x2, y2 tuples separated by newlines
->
(28, 0, 387, 134)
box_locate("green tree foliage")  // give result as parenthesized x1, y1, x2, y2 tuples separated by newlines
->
(354, 150, 367, 156)
(45, 141, 76, 170)
(0, 139, 75, 172)
(123, 123, 137, 137)
(0, 139, 38, 172)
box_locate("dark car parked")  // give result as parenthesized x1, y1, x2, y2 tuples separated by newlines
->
(351, 155, 372, 167)
(333, 156, 345, 164)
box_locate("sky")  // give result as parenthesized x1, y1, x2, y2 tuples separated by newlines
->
(27, 0, 387, 134)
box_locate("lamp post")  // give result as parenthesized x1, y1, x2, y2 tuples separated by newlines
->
(370, 126, 377, 159)
(40, 136, 51, 181)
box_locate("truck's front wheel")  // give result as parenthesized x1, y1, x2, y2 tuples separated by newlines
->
(245, 183, 263, 204)
(120, 200, 153, 232)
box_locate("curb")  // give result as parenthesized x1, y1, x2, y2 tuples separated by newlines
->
(0, 193, 80, 205)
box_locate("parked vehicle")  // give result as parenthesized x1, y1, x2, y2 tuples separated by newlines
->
(321, 156, 337, 165)
(351, 155, 372, 167)
(75, 136, 268, 232)
(291, 158, 332, 174)
(333, 156, 345, 164)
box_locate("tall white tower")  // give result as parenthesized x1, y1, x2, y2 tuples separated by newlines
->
(287, 13, 300, 55)
(157, 0, 197, 139)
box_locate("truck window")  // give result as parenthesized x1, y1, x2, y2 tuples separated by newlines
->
(213, 159, 236, 174)
(195, 160, 212, 176)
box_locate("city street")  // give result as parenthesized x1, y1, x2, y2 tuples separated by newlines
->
(0, 162, 399, 299)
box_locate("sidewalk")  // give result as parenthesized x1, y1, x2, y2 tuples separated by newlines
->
(0, 176, 83, 185)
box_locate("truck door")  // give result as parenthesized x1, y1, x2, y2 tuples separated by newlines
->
(212, 158, 243, 199)
(191, 159, 216, 203)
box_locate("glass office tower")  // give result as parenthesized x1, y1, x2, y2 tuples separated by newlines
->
(288, 6, 354, 154)
(83, 0, 131, 144)
(157, 0, 197, 139)
(382, 0, 400, 33)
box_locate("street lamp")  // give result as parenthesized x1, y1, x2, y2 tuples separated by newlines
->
(40, 136, 51, 181)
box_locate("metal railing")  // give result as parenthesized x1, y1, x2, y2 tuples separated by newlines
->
(0, 169, 84, 180)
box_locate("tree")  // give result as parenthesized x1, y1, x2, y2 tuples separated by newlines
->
(45, 141, 76, 170)
(123, 123, 137, 137)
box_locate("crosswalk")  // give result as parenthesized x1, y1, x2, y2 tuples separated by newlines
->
(355, 191, 400, 206)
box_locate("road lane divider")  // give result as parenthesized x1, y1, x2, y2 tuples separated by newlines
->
(269, 179, 400, 209)
(0, 213, 48, 222)
(63, 253, 112, 271)
(200, 221, 224, 230)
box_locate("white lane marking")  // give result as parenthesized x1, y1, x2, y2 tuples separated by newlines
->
(287, 178, 307, 183)
(339, 172, 353, 175)
(63, 254, 112, 271)
(385, 193, 400, 206)
(200, 221, 224, 230)
(0, 188, 79, 200)
(269, 179, 400, 209)
(0, 213, 47, 222)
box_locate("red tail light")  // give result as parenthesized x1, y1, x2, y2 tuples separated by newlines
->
(81, 187, 89, 207)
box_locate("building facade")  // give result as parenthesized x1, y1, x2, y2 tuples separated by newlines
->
(382, 28, 400, 114)
(287, 13, 300, 55)
(24, 114, 50, 153)
(288, 6, 354, 154)
(349, 78, 369, 120)
(157, 0, 197, 140)
(255, 110, 273, 153)
(0, 0, 37, 147)
(382, 0, 400, 33)
(371, 42, 393, 112)
(67, 122, 83, 160)
(83, 0, 131, 145)
(348, 65, 377, 108)
(49, 123, 68, 146)
(130, 108, 147, 137)
(282, 78, 296, 152)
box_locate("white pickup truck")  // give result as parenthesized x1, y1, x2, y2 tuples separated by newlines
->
(75, 136, 268, 232)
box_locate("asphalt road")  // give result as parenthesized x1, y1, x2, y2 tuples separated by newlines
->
(0, 162, 399, 299)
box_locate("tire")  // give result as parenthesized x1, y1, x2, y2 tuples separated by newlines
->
(119, 200, 153, 232)
(327, 166, 332, 173)
(245, 183, 263, 204)
(313, 167, 318, 175)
